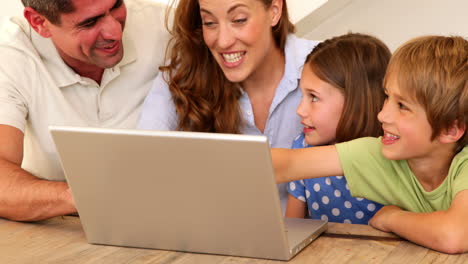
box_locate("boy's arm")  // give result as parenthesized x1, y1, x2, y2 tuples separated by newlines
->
(369, 190, 468, 254)
(272, 146, 343, 184)
(0, 125, 77, 221)
(285, 194, 307, 218)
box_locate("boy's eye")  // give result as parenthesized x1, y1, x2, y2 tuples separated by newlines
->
(398, 102, 408, 110)
(311, 94, 318, 102)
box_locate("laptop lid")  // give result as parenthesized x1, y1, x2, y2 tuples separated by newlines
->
(50, 126, 326, 260)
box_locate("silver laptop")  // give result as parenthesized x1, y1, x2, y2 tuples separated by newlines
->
(49, 126, 327, 261)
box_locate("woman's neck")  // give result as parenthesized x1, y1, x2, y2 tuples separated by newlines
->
(241, 45, 285, 96)
(241, 45, 285, 133)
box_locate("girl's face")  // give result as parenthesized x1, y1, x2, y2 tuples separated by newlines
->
(296, 66, 345, 146)
(199, 0, 281, 83)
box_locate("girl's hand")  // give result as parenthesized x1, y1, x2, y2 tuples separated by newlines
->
(369, 205, 402, 232)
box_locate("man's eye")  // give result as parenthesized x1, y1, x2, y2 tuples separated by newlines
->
(81, 20, 98, 28)
(113, 0, 123, 9)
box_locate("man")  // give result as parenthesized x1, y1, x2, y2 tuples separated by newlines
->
(0, 0, 169, 221)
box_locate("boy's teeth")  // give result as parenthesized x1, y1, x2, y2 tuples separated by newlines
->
(222, 52, 244, 63)
(385, 132, 400, 139)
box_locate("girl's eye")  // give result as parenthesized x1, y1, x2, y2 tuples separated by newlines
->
(311, 95, 318, 102)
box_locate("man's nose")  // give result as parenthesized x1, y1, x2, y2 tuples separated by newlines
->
(100, 15, 123, 41)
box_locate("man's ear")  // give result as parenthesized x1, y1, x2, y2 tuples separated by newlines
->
(23, 7, 52, 38)
(270, 0, 283, 27)
(438, 120, 466, 144)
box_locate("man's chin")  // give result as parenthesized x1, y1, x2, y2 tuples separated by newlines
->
(93, 48, 124, 69)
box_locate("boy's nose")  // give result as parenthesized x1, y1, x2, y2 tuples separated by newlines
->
(377, 100, 391, 124)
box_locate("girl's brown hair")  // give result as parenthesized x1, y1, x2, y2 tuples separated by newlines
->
(161, 0, 294, 133)
(305, 33, 391, 142)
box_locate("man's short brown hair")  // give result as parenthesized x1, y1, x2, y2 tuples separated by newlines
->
(21, 0, 75, 25)
(385, 35, 468, 152)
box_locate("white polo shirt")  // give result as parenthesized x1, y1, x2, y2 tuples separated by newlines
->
(0, 0, 170, 181)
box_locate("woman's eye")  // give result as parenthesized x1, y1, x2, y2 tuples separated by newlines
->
(202, 21, 216, 27)
(233, 18, 247, 24)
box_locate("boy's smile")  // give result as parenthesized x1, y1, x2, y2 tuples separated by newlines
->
(381, 131, 400, 145)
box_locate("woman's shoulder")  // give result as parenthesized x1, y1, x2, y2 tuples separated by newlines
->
(284, 35, 321, 76)
(285, 35, 321, 57)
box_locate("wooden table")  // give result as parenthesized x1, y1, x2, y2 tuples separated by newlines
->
(0, 216, 466, 263)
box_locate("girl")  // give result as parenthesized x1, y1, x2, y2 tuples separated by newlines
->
(286, 33, 391, 224)
(138, 0, 319, 209)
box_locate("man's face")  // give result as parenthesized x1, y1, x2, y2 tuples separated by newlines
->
(45, 0, 127, 72)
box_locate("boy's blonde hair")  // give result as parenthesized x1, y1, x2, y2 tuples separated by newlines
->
(384, 36, 468, 152)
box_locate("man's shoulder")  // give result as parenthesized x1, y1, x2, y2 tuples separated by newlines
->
(0, 17, 29, 45)
(126, 0, 168, 17)
(0, 17, 40, 61)
(124, 0, 169, 37)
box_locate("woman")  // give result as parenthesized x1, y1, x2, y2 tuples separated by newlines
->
(138, 0, 319, 210)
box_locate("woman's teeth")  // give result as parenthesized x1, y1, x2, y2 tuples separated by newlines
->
(222, 52, 244, 63)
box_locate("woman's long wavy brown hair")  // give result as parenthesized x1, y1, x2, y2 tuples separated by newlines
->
(160, 0, 295, 133)
(305, 33, 391, 142)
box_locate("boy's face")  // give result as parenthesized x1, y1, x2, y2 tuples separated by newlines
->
(377, 76, 438, 161)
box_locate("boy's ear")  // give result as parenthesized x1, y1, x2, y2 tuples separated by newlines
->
(23, 7, 52, 38)
(438, 121, 466, 144)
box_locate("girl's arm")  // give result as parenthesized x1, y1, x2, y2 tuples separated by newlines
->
(285, 194, 307, 218)
(369, 189, 468, 254)
(272, 145, 343, 184)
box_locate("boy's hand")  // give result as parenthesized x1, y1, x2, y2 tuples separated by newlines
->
(369, 205, 402, 232)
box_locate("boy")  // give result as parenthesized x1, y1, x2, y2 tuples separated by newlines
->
(272, 35, 468, 254)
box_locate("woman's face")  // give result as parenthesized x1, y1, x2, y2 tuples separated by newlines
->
(199, 0, 281, 83)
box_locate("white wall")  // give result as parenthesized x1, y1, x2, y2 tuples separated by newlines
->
(1, 1, 22, 17)
(288, 0, 328, 23)
(1, 0, 324, 24)
(299, 0, 468, 51)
